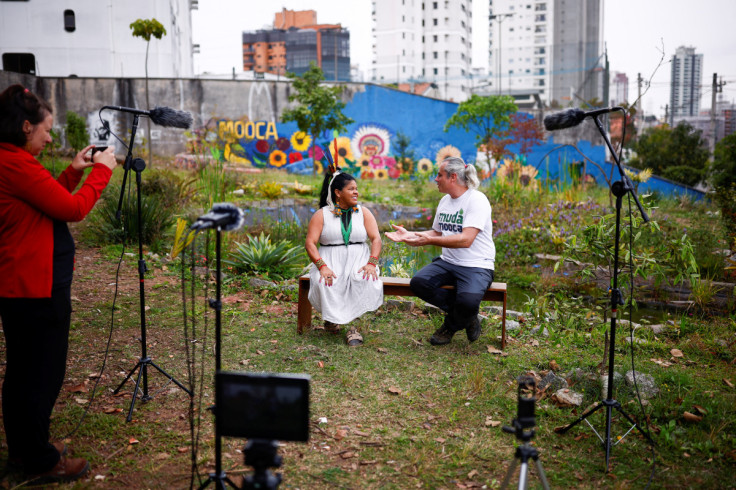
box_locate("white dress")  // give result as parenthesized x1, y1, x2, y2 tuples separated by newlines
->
(308, 206, 384, 324)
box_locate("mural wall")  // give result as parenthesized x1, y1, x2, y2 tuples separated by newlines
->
(212, 84, 483, 179)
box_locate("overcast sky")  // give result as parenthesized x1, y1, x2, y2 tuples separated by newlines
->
(192, 0, 736, 118)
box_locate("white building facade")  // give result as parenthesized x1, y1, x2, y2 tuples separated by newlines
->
(372, 0, 474, 101)
(669, 46, 703, 123)
(0, 0, 195, 78)
(488, 0, 603, 105)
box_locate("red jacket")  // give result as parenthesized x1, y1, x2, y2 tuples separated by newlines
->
(0, 143, 112, 298)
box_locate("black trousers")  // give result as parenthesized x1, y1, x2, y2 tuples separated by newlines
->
(410, 257, 494, 330)
(0, 286, 70, 474)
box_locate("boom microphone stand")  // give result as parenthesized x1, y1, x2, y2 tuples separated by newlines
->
(112, 113, 192, 421)
(192, 204, 244, 489)
(555, 110, 654, 470)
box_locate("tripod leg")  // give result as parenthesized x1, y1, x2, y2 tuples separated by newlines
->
(113, 361, 141, 394)
(148, 360, 193, 395)
(125, 362, 146, 422)
(605, 404, 613, 471)
(518, 462, 529, 490)
(558, 401, 604, 434)
(500, 458, 519, 490)
(534, 459, 551, 490)
(613, 403, 655, 445)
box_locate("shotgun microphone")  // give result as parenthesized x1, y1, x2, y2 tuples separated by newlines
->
(543, 107, 621, 131)
(101, 105, 193, 129)
(191, 203, 244, 232)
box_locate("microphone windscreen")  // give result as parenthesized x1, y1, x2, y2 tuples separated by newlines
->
(211, 202, 244, 232)
(149, 106, 193, 129)
(543, 109, 586, 131)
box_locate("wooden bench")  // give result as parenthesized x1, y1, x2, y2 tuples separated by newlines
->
(297, 275, 508, 349)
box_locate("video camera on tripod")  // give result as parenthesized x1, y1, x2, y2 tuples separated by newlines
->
(502, 376, 537, 443)
(216, 371, 310, 490)
(501, 376, 550, 490)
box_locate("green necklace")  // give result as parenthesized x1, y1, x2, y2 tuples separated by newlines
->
(334, 205, 357, 245)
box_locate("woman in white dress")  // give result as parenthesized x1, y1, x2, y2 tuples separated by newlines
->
(305, 168, 383, 346)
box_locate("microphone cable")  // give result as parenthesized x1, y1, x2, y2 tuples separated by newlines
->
(181, 231, 215, 488)
(59, 176, 133, 439)
(619, 114, 657, 487)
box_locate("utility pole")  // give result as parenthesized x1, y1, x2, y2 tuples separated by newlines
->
(709, 74, 727, 157)
(490, 12, 514, 95)
(637, 73, 642, 127)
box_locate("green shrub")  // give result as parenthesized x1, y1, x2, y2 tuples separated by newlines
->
(224, 233, 306, 280)
(66, 111, 89, 151)
(85, 184, 176, 249)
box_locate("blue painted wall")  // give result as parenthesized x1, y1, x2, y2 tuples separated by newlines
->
(220, 83, 702, 199)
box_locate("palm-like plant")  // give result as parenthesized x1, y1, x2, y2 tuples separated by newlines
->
(224, 233, 307, 280)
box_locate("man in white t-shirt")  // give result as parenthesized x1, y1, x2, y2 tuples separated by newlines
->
(386, 156, 495, 345)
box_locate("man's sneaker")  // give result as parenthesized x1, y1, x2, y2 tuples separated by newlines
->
(430, 323, 457, 345)
(29, 456, 89, 485)
(466, 315, 482, 342)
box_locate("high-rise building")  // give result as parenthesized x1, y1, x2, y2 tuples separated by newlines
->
(242, 9, 350, 81)
(611, 72, 629, 106)
(0, 0, 194, 78)
(669, 46, 703, 123)
(488, 0, 603, 105)
(372, 0, 473, 102)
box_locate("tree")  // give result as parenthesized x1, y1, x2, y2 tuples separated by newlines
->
(629, 121, 709, 187)
(281, 64, 354, 173)
(444, 94, 517, 166)
(130, 18, 167, 163)
(710, 132, 736, 191)
(609, 103, 637, 151)
(710, 133, 736, 250)
(65, 111, 89, 152)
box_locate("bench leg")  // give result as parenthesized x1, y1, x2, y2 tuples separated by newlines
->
(501, 294, 507, 350)
(297, 280, 312, 334)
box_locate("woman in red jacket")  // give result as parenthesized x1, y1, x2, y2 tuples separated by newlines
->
(0, 84, 118, 484)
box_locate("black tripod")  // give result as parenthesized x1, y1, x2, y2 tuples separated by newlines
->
(112, 113, 191, 422)
(557, 111, 654, 470)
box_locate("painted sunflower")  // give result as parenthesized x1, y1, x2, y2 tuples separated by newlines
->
(399, 157, 414, 174)
(269, 150, 287, 168)
(417, 158, 433, 173)
(435, 144, 462, 164)
(329, 136, 355, 166)
(375, 168, 389, 180)
(495, 158, 522, 183)
(358, 155, 371, 168)
(290, 131, 311, 152)
(518, 165, 539, 190)
(313, 160, 324, 175)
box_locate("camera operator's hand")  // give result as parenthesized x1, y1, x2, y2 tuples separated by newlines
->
(72, 145, 117, 172)
(92, 145, 118, 171)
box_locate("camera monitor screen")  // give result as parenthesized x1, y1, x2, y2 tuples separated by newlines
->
(216, 371, 310, 442)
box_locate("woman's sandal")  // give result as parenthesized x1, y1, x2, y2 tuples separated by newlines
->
(346, 327, 363, 346)
(323, 321, 341, 334)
